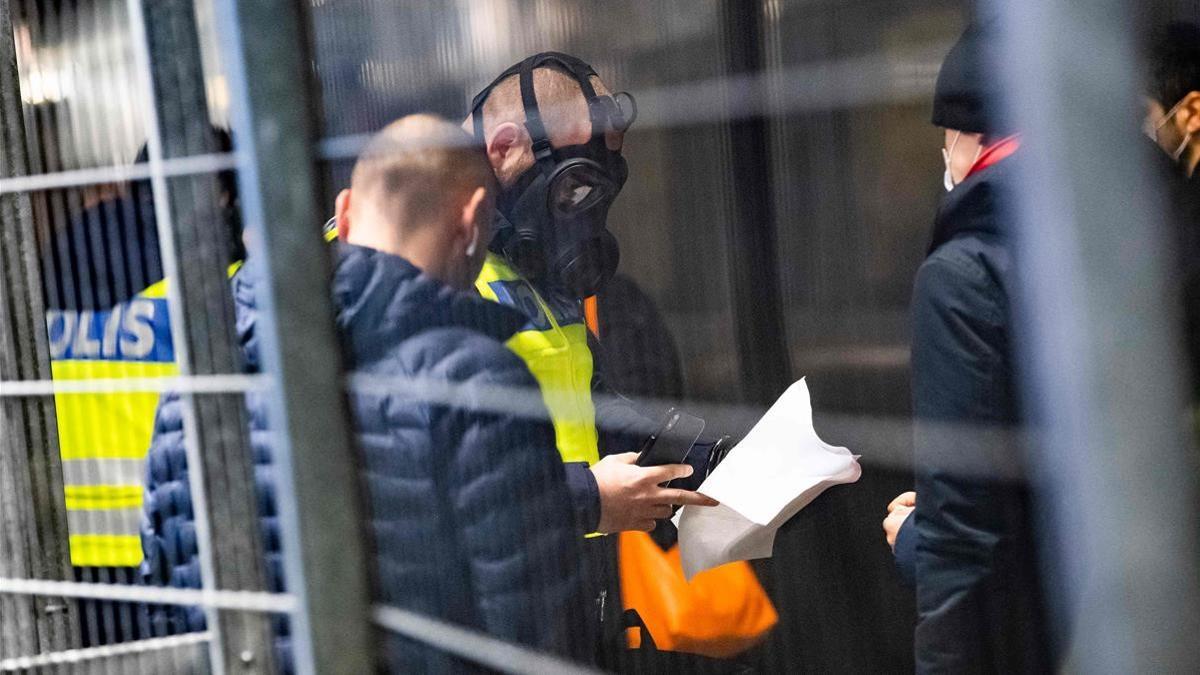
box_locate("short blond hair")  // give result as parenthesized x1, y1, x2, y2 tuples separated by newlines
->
(351, 114, 496, 230)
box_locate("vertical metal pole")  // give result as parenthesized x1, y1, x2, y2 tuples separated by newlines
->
(996, 1, 1200, 671)
(126, 0, 274, 670)
(212, 0, 374, 673)
(0, 0, 80, 657)
(717, 0, 793, 404)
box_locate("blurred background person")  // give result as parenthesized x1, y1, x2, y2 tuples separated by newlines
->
(39, 128, 239, 647)
(41, 128, 240, 312)
(886, 17, 1200, 671)
(1145, 22, 1200, 179)
(1143, 21, 1200, 418)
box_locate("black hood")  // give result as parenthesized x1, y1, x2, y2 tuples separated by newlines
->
(932, 20, 1012, 136)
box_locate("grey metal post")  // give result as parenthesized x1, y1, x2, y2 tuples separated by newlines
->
(212, 0, 375, 673)
(131, 0, 275, 670)
(995, 1, 1200, 671)
(0, 0, 80, 657)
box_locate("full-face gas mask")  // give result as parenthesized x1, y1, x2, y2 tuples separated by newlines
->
(470, 52, 637, 298)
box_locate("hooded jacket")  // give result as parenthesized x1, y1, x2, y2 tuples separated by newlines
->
(907, 158, 1051, 674)
(141, 243, 592, 672)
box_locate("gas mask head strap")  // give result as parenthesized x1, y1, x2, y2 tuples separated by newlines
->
(469, 52, 604, 157)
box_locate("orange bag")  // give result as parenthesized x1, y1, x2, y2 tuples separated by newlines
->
(619, 530, 778, 658)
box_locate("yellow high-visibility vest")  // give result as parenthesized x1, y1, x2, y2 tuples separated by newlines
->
(475, 253, 600, 467)
(47, 263, 241, 567)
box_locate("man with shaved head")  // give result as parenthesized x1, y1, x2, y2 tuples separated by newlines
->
(144, 114, 593, 672)
(334, 114, 497, 289)
(328, 113, 594, 670)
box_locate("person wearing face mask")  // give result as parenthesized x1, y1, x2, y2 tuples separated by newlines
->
(142, 115, 593, 672)
(1145, 22, 1200, 179)
(463, 54, 726, 662)
(1144, 21, 1200, 417)
(465, 54, 719, 538)
(40, 128, 240, 647)
(879, 21, 1052, 674)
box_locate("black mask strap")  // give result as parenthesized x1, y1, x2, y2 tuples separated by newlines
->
(472, 101, 485, 143)
(518, 57, 555, 164)
(470, 52, 607, 146)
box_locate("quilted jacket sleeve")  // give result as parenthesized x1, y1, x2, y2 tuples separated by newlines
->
(139, 391, 205, 635)
(435, 336, 594, 663)
(139, 388, 285, 644)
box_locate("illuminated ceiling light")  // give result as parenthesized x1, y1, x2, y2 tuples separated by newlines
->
(21, 69, 67, 105)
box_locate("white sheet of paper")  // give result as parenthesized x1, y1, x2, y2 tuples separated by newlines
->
(673, 378, 861, 579)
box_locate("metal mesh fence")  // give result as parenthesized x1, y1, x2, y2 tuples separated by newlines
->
(2, 0, 1200, 673)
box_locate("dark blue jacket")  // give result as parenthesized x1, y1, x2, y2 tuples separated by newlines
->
(139, 256, 290, 662)
(909, 158, 1050, 674)
(141, 243, 593, 672)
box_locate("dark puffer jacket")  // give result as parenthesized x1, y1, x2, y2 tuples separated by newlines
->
(139, 256, 289, 660)
(910, 157, 1050, 674)
(140, 243, 592, 672)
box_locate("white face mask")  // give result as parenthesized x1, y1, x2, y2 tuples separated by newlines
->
(941, 131, 983, 192)
(943, 166, 956, 193)
(942, 131, 961, 192)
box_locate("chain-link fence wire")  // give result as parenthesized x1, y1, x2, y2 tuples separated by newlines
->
(4, 0, 1200, 673)
(305, 1, 941, 671)
(1, 0, 277, 671)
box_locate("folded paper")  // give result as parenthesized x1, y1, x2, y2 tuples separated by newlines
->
(674, 378, 861, 579)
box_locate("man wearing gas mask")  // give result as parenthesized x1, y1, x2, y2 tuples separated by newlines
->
(465, 53, 721, 660)
(466, 53, 719, 534)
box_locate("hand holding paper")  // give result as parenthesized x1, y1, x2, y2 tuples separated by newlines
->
(673, 379, 861, 578)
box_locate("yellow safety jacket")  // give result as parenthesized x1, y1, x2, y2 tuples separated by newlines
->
(46, 263, 240, 567)
(475, 253, 601, 467)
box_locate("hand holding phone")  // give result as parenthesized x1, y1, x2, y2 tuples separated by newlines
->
(636, 409, 706, 475)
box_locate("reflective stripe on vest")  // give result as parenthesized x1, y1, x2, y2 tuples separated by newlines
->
(47, 263, 241, 567)
(475, 253, 600, 466)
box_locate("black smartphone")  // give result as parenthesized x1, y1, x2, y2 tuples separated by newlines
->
(635, 408, 706, 469)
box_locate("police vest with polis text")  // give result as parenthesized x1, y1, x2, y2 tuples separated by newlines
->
(46, 280, 175, 567)
(46, 263, 240, 568)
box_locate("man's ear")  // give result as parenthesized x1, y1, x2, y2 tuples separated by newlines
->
(486, 122, 527, 175)
(460, 186, 489, 255)
(1180, 91, 1200, 134)
(461, 186, 488, 232)
(334, 188, 352, 240)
